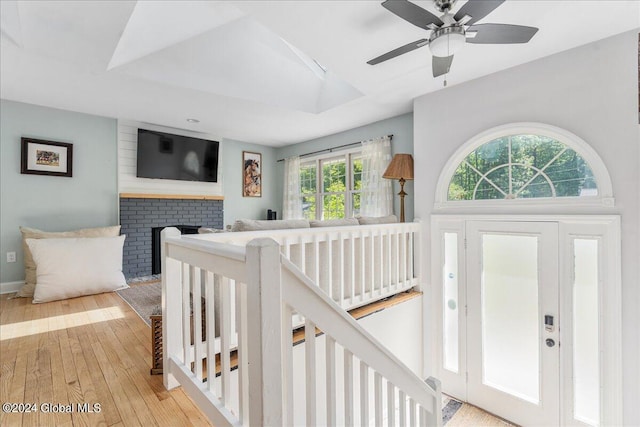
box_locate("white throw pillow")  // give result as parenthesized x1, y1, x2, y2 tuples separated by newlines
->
(18, 225, 121, 298)
(26, 235, 128, 303)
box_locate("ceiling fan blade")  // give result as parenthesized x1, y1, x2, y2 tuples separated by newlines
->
(367, 38, 429, 65)
(454, 0, 504, 25)
(432, 55, 453, 77)
(382, 0, 443, 29)
(466, 23, 538, 44)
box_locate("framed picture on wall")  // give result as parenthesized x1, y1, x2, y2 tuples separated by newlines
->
(242, 151, 262, 197)
(21, 137, 73, 177)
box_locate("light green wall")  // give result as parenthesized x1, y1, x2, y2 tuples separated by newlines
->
(274, 113, 414, 221)
(0, 100, 281, 284)
(221, 138, 279, 227)
(0, 100, 119, 283)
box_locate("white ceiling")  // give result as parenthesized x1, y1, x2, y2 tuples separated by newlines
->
(1, 1, 639, 146)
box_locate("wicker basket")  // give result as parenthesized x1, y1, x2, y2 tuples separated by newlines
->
(150, 298, 206, 375)
(150, 313, 164, 375)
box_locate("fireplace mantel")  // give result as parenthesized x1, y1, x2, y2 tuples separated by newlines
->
(119, 193, 224, 201)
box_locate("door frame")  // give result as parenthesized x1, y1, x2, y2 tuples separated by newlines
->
(429, 214, 622, 426)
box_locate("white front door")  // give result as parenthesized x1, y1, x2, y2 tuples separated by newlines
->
(433, 215, 621, 426)
(466, 221, 559, 426)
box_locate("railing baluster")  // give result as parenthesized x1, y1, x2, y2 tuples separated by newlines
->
(399, 390, 407, 427)
(419, 407, 427, 427)
(314, 235, 320, 290)
(339, 232, 345, 307)
(326, 233, 333, 301)
(300, 235, 306, 275)
(408, 229, 414, 286)
(379, 229, 384, 296)
(305, 318, 317, 427)
(350, 231, 356, 306)
(402, 227, 408, 288)
(409, 398, 416, 427)
(182, 262, 191, 366)
(395, 230, 401, 289)
(360, 361, 369, 427)
(237, 280, 249, 424)
(388, 381, 395, 427)
(230, 279, 237, 348)
(387, 229, 392, 292)
(344, 349, 353, 427)
(369, 230, 375, 298)
(192, 266, 203, 380)
(360, 231, 365, 303)
(326, 336, 336, 427)
(206, 272, 216, 395)
(375, 372, 383, 426)
(282, 304, 294, 427)
(220, 276, 231, 405)
(284, 236, 291, 258)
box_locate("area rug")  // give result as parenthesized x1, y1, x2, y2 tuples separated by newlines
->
(116, 281, 161, 327)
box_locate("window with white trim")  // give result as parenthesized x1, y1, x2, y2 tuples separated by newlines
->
(448, 134, 598, 201)
(300, 152, 362, 220)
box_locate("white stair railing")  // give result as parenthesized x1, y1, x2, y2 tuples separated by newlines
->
(188, 221, 422, 312)
(161, 228, 441, 427)
(281, 256, 442, 426)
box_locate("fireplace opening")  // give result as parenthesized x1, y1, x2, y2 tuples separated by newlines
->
(151, 225, 200, 274)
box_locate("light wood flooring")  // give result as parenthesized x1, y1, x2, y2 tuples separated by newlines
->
(0, 290, 211, 427)
(1, 288, 511, 427)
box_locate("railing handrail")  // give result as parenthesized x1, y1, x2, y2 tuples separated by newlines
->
(280, 255, 440, 414)
(186, 221, 421, 244)
(166, 235, 247, 261)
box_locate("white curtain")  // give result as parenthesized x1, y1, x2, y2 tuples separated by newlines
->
(360, 136, 393, 217)
(283, 156, 303, 219)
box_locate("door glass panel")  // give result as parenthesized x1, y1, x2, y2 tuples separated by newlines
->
(482, 234, 540, 403)
(443, 232, 459, 372)
(573, 239, 599, 426)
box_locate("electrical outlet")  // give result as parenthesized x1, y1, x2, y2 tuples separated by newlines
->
(6, 252, 16, 263)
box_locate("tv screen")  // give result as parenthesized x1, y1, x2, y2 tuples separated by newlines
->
(136, 129, 219, 183)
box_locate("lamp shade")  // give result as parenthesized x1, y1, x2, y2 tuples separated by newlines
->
(383, 154, 414, 180)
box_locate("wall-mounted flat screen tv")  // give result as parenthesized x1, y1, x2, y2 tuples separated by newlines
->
(136, 128, 219, 183)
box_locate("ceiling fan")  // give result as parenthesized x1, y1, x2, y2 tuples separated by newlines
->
(367, 0, 539, 80)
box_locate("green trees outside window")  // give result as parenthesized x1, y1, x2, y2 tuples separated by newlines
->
(448, 134, 597, 201)
(300, 153, 362, 220)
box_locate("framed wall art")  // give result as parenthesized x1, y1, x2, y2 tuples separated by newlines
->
(21, 137, 73, 177)
(242, 151, 262, 197)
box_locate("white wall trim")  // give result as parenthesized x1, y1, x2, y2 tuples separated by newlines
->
(1, 280, 23, 294)
(433, 122, 615, 209)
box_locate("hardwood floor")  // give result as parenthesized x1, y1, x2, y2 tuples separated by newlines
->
(0, 291, 211, 427)
(1, 288, 511, 427)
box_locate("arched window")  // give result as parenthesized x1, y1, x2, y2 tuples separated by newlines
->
(435, 123, 614, 208)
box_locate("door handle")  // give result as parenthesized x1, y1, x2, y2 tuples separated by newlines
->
(546, 338, 556, 348)
(544, 314, 554, 332)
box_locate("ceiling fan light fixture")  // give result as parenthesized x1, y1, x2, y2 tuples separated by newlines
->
(429, 26, 466, 57)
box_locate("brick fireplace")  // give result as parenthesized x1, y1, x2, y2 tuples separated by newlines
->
(119, 195, 223, 278)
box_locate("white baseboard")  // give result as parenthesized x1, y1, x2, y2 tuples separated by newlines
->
(0, 281, 23, 294)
